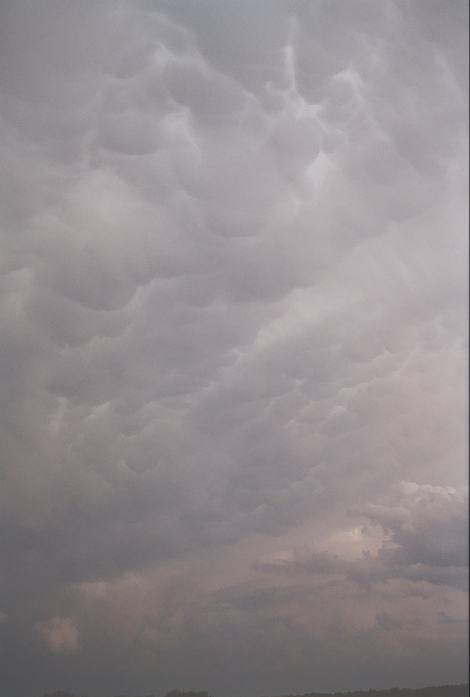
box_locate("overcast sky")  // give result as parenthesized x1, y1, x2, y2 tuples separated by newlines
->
(0, 1, 468, 696)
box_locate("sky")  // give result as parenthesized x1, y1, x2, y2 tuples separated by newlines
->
(0, 1, 468, 696)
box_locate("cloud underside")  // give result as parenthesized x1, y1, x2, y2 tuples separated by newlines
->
(0, 1, 468, 695)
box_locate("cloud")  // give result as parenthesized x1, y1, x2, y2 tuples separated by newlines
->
(0, 1, 467, 695)
(34, 616, 80, 655)
(363, 482, 469, 571)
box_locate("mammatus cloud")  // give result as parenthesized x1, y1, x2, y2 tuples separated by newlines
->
(0, 1, 467, 696)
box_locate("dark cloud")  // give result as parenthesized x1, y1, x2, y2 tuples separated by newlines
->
(0, 1, 467, 695)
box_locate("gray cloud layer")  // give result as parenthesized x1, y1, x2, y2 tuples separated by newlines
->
(0, 2, 468, 696)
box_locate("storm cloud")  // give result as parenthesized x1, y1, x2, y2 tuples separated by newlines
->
(0, 1, 467, 696)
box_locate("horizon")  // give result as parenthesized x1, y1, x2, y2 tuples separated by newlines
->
(13, 683, 470, 697)
(0, 1, 468, 695)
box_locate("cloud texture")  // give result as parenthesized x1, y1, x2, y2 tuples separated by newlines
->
(0, 1, 468, 696)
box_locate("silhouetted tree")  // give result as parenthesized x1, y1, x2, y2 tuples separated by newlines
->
(164, 690, 212, 697)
